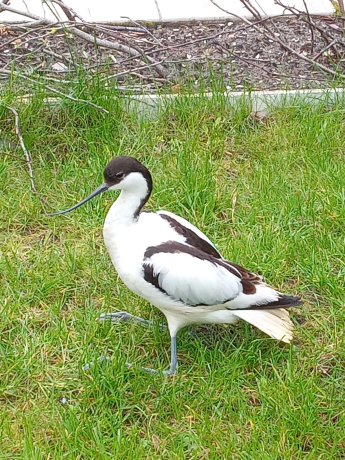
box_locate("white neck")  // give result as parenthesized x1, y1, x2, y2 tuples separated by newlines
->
(104, 172, 150, 227)
(105, 190, 142, 226)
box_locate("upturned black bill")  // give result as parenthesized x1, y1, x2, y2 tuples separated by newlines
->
(46, 183, 109, 216)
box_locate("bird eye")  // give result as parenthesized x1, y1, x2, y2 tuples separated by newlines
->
(115, 171, 125, 179)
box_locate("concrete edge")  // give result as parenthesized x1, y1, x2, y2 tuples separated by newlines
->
(139, 10, 335, 25)
(10, 87, 345, 117)
(125, 88, 345, 117)
(0, 12, 335, 27)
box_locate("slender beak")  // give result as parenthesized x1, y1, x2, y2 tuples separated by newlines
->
(46, 183, 109, 216)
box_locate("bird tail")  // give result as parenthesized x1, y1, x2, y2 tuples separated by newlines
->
(233, 308, 295, 343)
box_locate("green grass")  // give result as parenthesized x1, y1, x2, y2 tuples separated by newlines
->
(1, 81, 345, 459)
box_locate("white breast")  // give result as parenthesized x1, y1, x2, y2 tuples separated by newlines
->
(103, 209, 185, 297)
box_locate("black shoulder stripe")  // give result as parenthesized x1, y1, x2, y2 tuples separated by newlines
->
(144, 241, 241, 279)
(159, 213, 222, 258)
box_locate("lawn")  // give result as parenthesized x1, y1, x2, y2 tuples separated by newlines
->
(1, 81, 345, 459)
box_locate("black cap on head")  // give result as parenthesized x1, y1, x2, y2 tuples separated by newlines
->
(103, 156, 152, 190)
(46, 156, 152, 217)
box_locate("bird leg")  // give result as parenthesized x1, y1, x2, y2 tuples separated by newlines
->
(125, 335, 178, 375)
(163, 335, 178, 375)
(82, 336, 178, 376)
(83, 312, 175, 375)
(98, 311, 166, 329)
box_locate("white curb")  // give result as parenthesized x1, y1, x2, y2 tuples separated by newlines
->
(127, 88, 345, 117)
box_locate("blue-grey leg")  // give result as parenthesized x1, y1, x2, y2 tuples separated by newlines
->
(163, 336, 178, 375)
(83, 312, 174, 375)
(83, 337, 178, 376)
(126, 336, 178, 376)
(82, 312, 154, 371)
(125, 335, 178, 376)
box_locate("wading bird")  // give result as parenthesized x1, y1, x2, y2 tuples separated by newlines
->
(49, 156, 302, 375)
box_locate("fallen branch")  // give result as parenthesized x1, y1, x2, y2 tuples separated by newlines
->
(0, 0, 169, 79)
(1, 0, 344, 92)
(66, 26, 169, 78)
(115, 17, 275, 68)
(5, 105, 50, 205)
(0, 19, 48, 30)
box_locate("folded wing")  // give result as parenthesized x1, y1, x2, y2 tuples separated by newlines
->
(142, 241, 243, 306)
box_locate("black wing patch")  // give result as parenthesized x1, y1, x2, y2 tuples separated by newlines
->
(144, 241, 240, 278)
(224, 261, 262, 294)
(142, 241, 302, 310)
(158, 214, 260, 294)
(143, 241, 260, 296)
(142, 241, 240, 306)
(159, 213, 222, 259)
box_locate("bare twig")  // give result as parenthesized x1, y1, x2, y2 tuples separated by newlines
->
(47, 1, 169, 78)
(210, 0, 345, 80)
(0, 0, 169, 79)
(1, 19, 143, 33)
(42, 47, 74, 66)
(0, 19, 48, 30)
(239, 0, 262, 20)
(274, 0, 343, 55)
(0, 23, 63, 51)
(1, 0, 344, 91)
(313, 39, 338, 60)
(116, 17, 274, 69)
(50, 0, 85, 22)
(153, 0, 163, 21)
(0, 151, 28, 162)
(5, 105, 49, 205)
(0, 69, 110, 114)
(120, 16, 161, 44)
(67, 26, 169, 78)
(301, 0, 315, 53)
(0, 2, 41, 21)
(104, 58, 167, 81)
(2, 44, 46, 71)
(0, 28, 35, 51)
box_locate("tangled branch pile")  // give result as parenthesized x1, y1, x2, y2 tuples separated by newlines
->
(0, 0, 344, 93)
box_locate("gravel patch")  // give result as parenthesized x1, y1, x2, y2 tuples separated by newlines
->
(0, 15, 344, 93)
